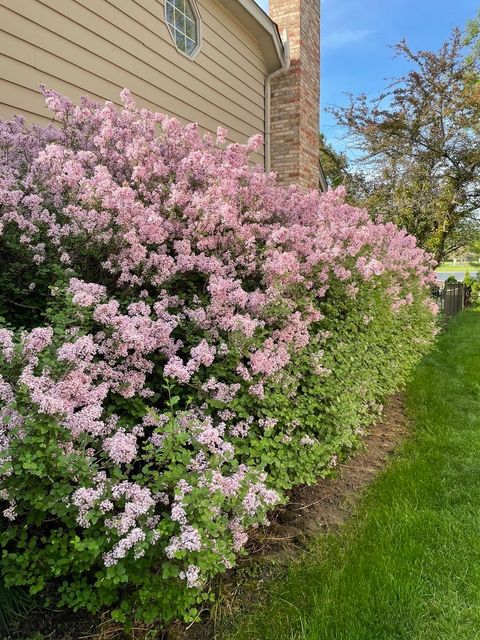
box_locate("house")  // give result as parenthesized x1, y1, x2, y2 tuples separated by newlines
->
(0, 0, 325, 191)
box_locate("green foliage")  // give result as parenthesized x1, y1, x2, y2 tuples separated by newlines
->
(466, 10, 480, 64)
(0, 272, 435, 627)
(235, 277, 434, 490)
(464, 271, 480, 307)
(319, 134, 368, 204)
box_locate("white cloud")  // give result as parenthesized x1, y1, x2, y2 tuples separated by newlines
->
(323, 28, 372, 49)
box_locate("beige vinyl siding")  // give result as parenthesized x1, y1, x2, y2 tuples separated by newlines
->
(0, 0, 268, 164)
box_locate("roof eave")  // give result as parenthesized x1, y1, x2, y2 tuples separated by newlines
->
(222, 0, 286, 74)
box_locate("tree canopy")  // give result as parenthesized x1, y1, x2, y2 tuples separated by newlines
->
(329, 26, 480, 262)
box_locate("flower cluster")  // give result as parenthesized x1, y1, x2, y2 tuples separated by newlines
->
(0, 89, 437, 624)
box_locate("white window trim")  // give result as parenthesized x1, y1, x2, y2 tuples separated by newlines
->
(164, 0, 203, 61)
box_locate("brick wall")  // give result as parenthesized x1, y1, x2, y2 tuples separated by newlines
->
(269, 0, 320, 190)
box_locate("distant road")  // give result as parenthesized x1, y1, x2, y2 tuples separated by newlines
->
(436, 271, 479, 282)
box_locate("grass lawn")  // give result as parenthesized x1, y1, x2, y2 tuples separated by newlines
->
(436, 261, 480, 272)
(219, 310, 480, 640)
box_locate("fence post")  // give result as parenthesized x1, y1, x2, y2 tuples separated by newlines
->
(443, 282, 465, 319)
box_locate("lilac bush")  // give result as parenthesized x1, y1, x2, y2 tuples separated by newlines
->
(0, 89, 437, 624)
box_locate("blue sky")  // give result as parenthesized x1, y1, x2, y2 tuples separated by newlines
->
(255, 0, 479, 155)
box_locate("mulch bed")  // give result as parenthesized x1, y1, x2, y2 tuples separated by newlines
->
(256, 393, 409, 548)
(6, 395, 409, 640)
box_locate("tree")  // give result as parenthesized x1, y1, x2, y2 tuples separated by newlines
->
(319, 133, 349, 188)
(319, 133, 369, 203)
(466, 10, 480, 63)
(329, 28, 480, 262)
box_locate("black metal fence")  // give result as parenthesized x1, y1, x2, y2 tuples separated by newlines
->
(432, 282, 470, 319)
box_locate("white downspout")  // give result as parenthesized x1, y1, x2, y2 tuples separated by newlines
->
(265, 30, 290, 173)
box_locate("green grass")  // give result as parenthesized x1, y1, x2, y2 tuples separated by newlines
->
(219, 310, 480, 640)
(436, 261, 480, 273)
(0, 579, 32, 637)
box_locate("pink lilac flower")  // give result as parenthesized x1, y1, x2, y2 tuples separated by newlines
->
(229, 518, 249, 552)
(179, 564, 202, 588)
(21, 327, 53, 355)
(0, 329, 14, 362)
(189, 339, 216, 369)
(103, 527, 146, 567)
(103, 431, 137, 464)
(248, 383, 264, 399)
(3, 502, 17, 521)
(164, 356, 191, 383)
(67, 278, 106, 307)
(57, 335, 96, 363)
(165, 525, 202, 558)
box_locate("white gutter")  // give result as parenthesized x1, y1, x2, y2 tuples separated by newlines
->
(265, 30, 290, 173)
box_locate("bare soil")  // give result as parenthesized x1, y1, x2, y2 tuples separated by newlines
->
(256, 393, 408, 548)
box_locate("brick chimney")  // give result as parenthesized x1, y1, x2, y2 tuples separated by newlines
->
(269, 0, 321, 190)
